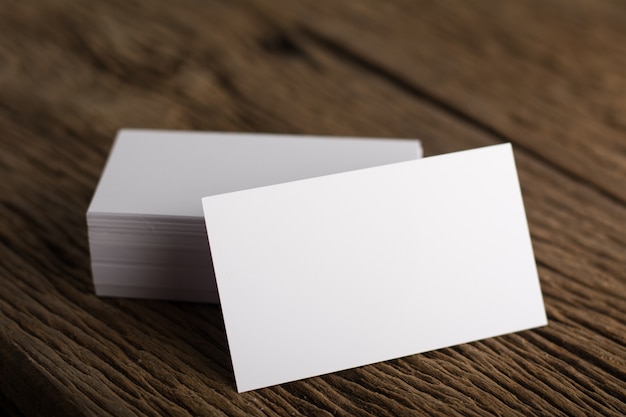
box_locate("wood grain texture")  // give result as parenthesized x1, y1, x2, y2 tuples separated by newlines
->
(0, 0, 624, 415)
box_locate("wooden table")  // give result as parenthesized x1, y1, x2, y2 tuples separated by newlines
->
(1, 1, 624, 415)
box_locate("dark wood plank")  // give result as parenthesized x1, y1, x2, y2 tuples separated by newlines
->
(251, 0, 626, 203)
(0, 0, 624, 416)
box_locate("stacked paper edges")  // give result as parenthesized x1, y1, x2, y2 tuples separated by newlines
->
(87, 129, 423, 302)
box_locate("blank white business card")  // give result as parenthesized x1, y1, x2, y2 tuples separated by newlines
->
(89, 130, 422, 218)
(202, 143, 547, 392)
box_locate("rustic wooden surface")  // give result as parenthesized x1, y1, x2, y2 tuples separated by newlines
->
(1, 0, 625, 415)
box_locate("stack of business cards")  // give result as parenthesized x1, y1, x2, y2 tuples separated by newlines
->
(87, 129, 422, 302)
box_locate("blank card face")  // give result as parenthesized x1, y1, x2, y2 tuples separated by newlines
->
(88, 130, 422, 218)
(202, 143, 547, 392)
